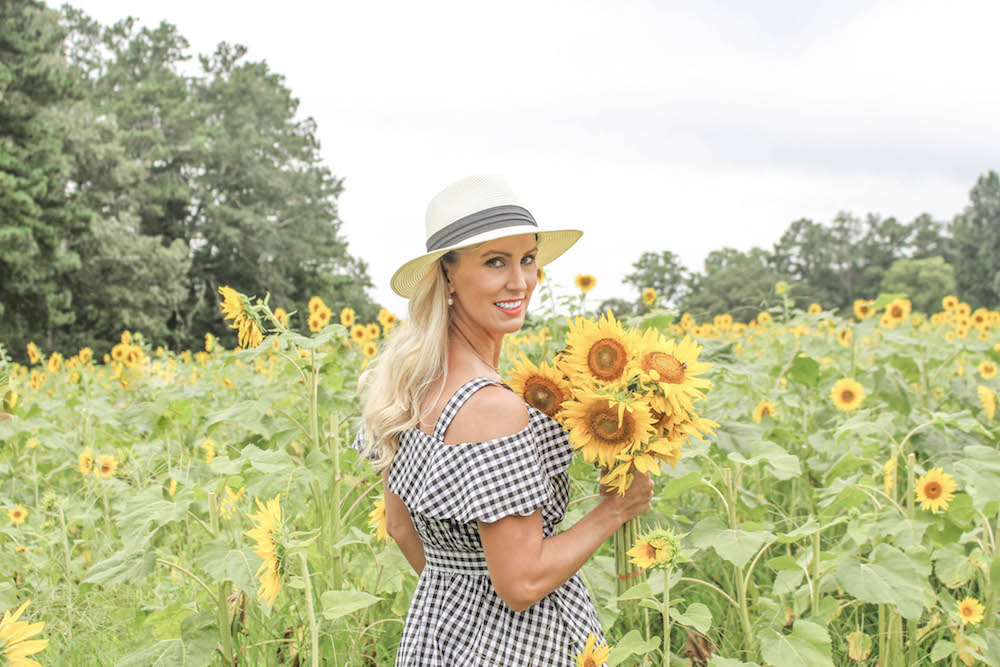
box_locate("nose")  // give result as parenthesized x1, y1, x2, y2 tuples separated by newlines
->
(508, 263, 532, 292)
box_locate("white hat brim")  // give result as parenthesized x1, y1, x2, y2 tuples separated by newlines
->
(390, 226, 582, 299)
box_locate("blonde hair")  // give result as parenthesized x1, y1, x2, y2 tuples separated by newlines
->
(353, 244, 471, 471)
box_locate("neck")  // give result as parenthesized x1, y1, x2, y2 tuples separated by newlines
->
(448, 321, 501, 371)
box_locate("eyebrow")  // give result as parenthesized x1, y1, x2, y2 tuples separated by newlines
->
(481, 246, 539, 258)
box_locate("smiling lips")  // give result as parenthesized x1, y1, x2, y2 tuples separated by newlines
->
(494, 299, 523, 315)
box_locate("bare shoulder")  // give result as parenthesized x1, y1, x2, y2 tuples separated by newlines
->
(443, 385, 530, 445)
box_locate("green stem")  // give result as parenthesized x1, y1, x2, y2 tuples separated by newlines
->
(664, 565, 672, 667)
(208, 492, 235, 664)
(725, 467, 756, 658)
(57, 503, 73, 644)
(330, 412, 344, 590)
(811, 529, 821, 614)
(301, 553, 320, 667)
(878, 604, 886, 667)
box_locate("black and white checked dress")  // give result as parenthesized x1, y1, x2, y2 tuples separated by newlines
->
(351, 376, 606, 666)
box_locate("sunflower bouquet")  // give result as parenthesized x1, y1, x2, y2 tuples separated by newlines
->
(505, 309, 718, 595)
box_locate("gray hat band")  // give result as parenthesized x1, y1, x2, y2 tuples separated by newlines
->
(426, 205, 537, 252)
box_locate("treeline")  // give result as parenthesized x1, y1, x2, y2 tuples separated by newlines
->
(1, 1, 377, 362)
(604, 171, 1000, 321)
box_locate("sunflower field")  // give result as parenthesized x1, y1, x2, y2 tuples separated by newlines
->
(1, 281, 999, 666)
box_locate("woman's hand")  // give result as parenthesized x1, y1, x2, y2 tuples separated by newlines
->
(598, 468, 655, 525)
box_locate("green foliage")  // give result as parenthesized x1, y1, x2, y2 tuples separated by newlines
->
(881, 256, 957, 314)
(951, 171, 1000, 308)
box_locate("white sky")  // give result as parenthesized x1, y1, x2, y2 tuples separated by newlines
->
(62, 0, 1000, 315)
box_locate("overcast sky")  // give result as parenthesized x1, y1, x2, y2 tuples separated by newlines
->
(62, 0, 1000, 316)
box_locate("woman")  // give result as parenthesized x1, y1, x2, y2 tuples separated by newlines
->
(351, 175, 654, 666)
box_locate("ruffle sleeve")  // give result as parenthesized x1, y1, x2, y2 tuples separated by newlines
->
(389, 411, 569, 524)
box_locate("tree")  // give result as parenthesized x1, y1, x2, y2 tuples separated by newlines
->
(881, 257, 957, 315)
(681, 248, 785, 321)
(622, 250, 688, 306)
(950, 171, 1000, 308)
(0, 0, 90, 356)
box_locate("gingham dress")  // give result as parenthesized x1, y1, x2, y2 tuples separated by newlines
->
(351, 376, 606, 666)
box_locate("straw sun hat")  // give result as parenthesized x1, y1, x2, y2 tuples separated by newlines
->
(389, 175, 583, 299)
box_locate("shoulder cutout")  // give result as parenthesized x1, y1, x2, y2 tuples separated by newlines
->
(442, 384, 529, 445)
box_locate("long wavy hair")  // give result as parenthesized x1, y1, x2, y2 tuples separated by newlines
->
(353, 243, 475, 471)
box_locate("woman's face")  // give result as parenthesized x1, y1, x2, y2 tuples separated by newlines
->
(448, 233, 539, 336)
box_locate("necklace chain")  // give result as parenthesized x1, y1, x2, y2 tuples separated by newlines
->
(450, 324, 500, 375)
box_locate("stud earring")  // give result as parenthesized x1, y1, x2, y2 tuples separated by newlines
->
(447, 295, 454, 306)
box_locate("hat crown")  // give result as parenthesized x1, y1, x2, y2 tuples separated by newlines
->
(425, 175, 523, 237)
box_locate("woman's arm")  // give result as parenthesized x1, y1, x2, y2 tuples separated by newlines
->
(383, 467, 426, 575)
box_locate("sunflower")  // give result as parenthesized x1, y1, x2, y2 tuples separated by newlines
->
(505, 354, 573, 421)
(221, 486, 245, 520)
(561, 311, 636, 389)
(537, 267, 546, 282)
(574, 633, 612, 667)
(377, 308, 397, 330)
(753, 399, 776, 423)
(8, 505, 26, 526)
(885, 298, 911, 324)
(362, 341, 377, 359)
(915, 467, 956, 513)
(308, 313, 322, 333)
(96, 454, 117, 479)
(350, 324, 368, 345)
(830, 378, 865, 412)
(714, 313, 733, 331)
(883, 458, 896, 496)
(26, 343, 40, 365)
(956, 597, 985, 625)
(273, 307, 289, 327)
(808, 302, 822, 314)
(218, 286, 264, 349)
(245, 495, 283, 607)
(642, 287, 657, 307)
(756, 311, 772, 325)
(630, 330, 712, 415)
(369, 494, 390, 543)
(202, 438, 216, 465)
(79, 347, 93, 364)
(626, 526, 680, 569)
(168, 479, 177, 497)
(0, 599, 49, 664)
(837, 327, 853, 347)
(942, 295, 959, 310)
(315, 306, 332, 327)
(78, 446, 94, 476)
(853, 299, 875, 320)
(575, 274, 597, 293)
(340, 307, 356, 327)
(560, 389, 656, 469)
(47, 352, 62, 374)
(979, 385, 997, 420)
(366, 322, 381, 340)
(978, 360, 998, 379)
(308, 296, 325, 314)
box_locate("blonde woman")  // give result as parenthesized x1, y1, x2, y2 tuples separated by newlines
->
(352, 175, 654, 666)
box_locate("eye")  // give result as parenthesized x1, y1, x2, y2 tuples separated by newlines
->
(523, 255, 536, 265)
(486, 257, 504, 268)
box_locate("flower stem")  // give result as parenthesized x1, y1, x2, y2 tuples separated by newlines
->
(330, 411, 344, 590)
(208, 491, 235, 664)
(663, 565, 672, 667)
(301, 552, 320, 667)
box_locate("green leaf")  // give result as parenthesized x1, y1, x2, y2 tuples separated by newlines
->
(932, 543, 979, 589)
(661, 471, 704, 499)
(605, 629, 661, 667)
(834, 543, 926, 619)
(84, 548, 157, 586)
(196, 540, 261, 599)
(617, 581, 652, 601)
(758, 619, 834, 667)
(930, 639, 956, 661)
(955, 446, 1000, 510)
(320, 589, 382, 620)
(689, 517, 773, 569)
(787, 353, 820, 388)
(872, 293, 907, 310)
(766, 555, 802, 571)
(669, 602, 712, 634)
(708, 658, 760, 667)
(144, 601, 195, 640)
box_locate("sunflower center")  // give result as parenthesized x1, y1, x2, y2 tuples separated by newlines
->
(642, 542, 658, 560)
(645, 352, 686, 384)
(840, 389, 855, 402)
(761, 405, 773, 418)
(589, 407, 633, 444)
(890, 306, 903, 318)
(526, 379, 562, 416)
(924, 481, 942, 499)
(582, 658, 598, 667)
(587, 339, 627, 381)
